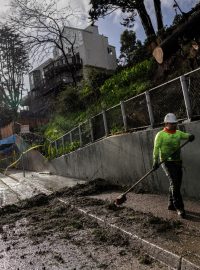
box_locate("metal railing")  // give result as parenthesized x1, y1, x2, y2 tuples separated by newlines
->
(49, 67, 200, 158)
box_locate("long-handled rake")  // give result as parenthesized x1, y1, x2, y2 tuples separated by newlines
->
(115, 139, 190, 206)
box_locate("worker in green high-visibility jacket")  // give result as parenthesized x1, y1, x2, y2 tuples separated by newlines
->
(152, 113, 195, 218)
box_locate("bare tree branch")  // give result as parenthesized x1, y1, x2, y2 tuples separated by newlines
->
(0, 26, 29, 115)
(8, 0, 85, 86)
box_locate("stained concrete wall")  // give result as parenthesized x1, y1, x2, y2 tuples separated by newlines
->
(15, 135, 52, 172)
(49, 120, 200, 200)
(23, 150, 52, 172)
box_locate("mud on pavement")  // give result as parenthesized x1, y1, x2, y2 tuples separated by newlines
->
(52, 179, 200, 266)
(0, 179, 168, 270)
(0, 178, 199, 269)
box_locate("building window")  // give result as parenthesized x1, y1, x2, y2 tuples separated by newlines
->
(107, 47, 113, 55)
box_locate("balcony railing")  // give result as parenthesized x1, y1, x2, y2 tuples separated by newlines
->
(43, 54, 83, 77)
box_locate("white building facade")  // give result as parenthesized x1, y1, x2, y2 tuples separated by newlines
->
(27, 25, 117, 115)
(53, 25, 117, 72)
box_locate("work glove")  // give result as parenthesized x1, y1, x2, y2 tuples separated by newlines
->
(189, 134, 195, 142)
(152, 162, 159, 171)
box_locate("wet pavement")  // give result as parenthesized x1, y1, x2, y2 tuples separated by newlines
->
(88, 192, 200, 266)
(0, 177, 168, 270)
(0, 171, 200, 269)
(0, 222, 168, 270)
(0, 170, 86, 207)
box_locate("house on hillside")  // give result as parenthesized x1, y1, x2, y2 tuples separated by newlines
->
(24, 25, 117, 117)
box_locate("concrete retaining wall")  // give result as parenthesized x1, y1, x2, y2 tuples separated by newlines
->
(48, 120, 200, 199)
(24, 150, 51, 172)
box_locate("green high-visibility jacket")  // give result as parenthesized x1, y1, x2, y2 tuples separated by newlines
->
(153, 129, 190, 163)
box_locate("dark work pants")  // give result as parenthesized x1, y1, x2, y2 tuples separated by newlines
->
(162, 161, 184, 210)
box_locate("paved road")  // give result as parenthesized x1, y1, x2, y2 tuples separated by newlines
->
(1, 170, 200, 269)
(0, 171, 168, 270)
(0, 228, 168, 270)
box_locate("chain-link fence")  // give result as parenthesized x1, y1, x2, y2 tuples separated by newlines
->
(92, 113, 105, 141)
(124, 93, 150, 129)
(106, 104, 124, 134)
(63, 132, 71, 146)
(55, 138, 62, 150)
(81, 121, 92, 146)
(50, 68, 200, 158)
(70, 127, 80, 143)
(185, 69, 200, 117)
(149, 78, 187, 125)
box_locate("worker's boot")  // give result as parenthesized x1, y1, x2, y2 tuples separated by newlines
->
(176, 209, 186, 219)
(168, 203, 176, 211)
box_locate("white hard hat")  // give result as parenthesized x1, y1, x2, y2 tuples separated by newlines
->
(164, 113, 178, 123)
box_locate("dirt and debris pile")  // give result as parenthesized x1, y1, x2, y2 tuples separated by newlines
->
(0, 192, 165, 270)
(19, 194, 49, 209)
(92, 227, 129, 247)
(52, 178, 121, 198)
(0, 179, 199, 268)
(0, 204, 19, 216)
(68, 197, 183, 239)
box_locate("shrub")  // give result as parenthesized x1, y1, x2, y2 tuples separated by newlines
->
(46, 141, 81, 160)
(100, 59, 155, 107)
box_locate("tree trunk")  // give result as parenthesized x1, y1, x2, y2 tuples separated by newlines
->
(153, 8, 200, 63)
(136, 0, 156, 38)
(153, 0, 163, 31)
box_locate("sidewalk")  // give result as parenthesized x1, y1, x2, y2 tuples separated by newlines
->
(86, 191, 200, 268)
(90, 191, 200, 229)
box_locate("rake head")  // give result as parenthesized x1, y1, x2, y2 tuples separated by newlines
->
(114, 194, 127, 206)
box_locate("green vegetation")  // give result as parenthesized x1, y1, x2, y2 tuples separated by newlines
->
(100, 59, 155, 107)
(44, 115, 78, 140)
(110, 125, 124, 135)
(46, 141, 80, 160)
(43, 59, 156, 143)
(119, 30, 150, 66)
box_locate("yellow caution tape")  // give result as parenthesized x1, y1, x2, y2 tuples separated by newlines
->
(4, 144, 43, 175)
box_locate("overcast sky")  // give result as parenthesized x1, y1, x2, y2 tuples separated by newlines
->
(0, 0, 199, 90)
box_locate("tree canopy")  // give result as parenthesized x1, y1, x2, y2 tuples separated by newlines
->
(9, 0, 84, 85)
(89, 0, 163, 40)
(119, 30, 150, 66)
